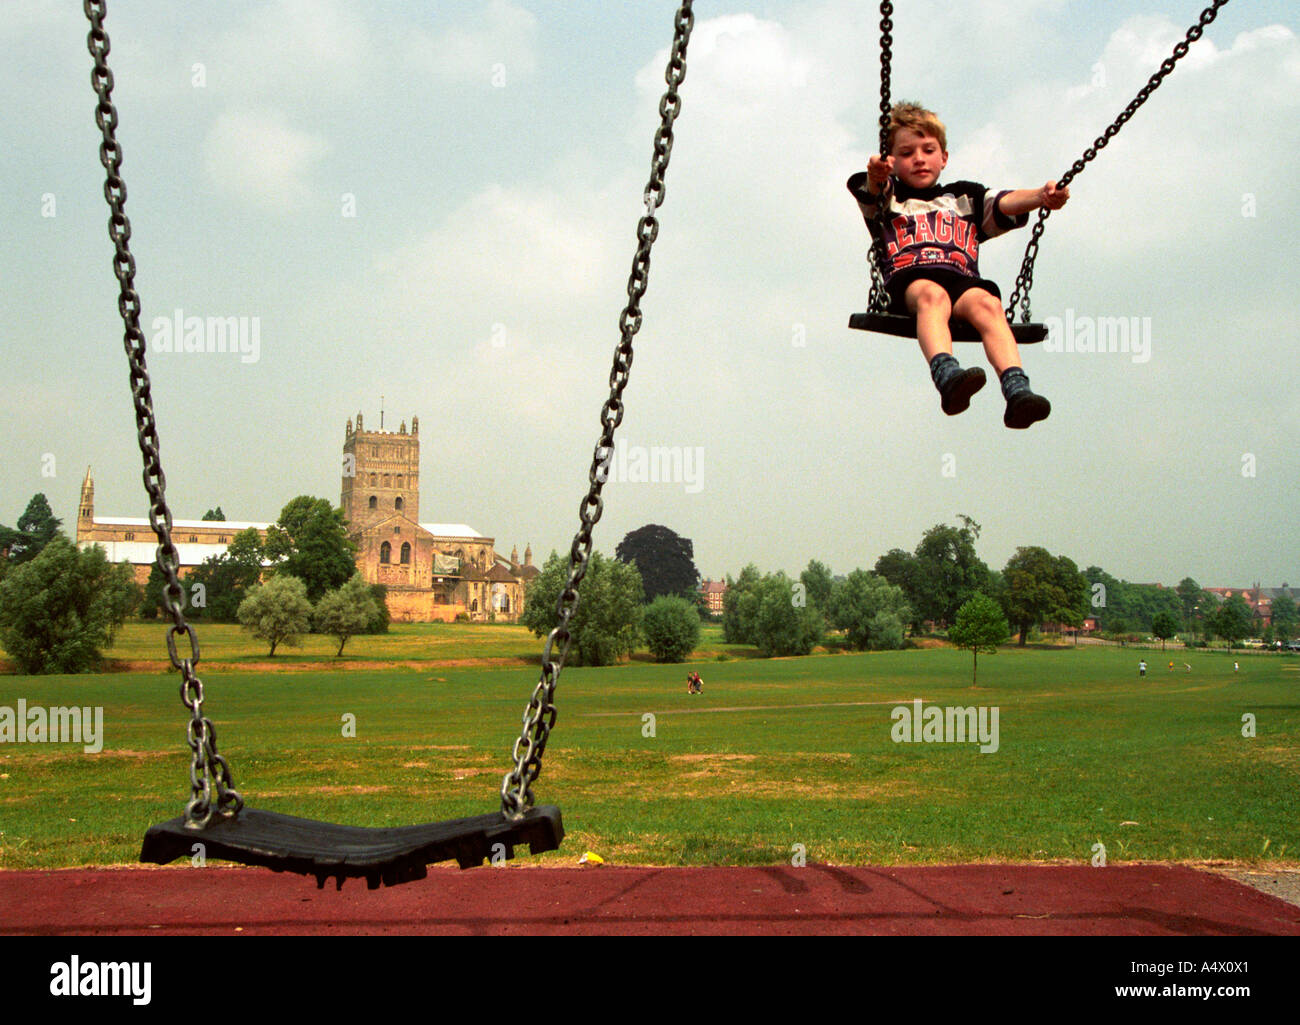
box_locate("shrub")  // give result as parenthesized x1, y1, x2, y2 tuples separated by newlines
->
(642, 595, 701, 663)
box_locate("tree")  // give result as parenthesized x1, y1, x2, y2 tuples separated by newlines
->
(0, 537, 136, 673)
(641, 595, 701, 663)
(1210, 595, 1253, 644)
(520, 551, 643, 667)
(829, 570, 911, 651)
(722, 564, 763, 645)
(1271, 594, 1298, 641)
(202, 507, 226, 521)
(948, 593, 1010, 687)
(800, 560, 834, 622)
(1001, 546, 1088, 646)
(614, 524, 700, 602)
(264, 496, 357, 603)
(314, 574, 381, 656)
(1151, 611, 1180, 651)
(1176, 577, 1201, 635)
(875, 517, 988, 630)
(751, 572, 823, 657)
(873, 548, 921, 631)
(1, 494, 63, 566)
(185, 527, 265, 622)
(364, 583, 391, 634)
(237, 575, 313, 656)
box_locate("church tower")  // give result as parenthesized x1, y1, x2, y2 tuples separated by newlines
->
(341, 412, 420, 533)
(78, 467, 95, 540)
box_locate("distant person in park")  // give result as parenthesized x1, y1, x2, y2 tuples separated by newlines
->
(1138, 659, 1147, 677)
(1184, 663, 1192, 672)
(686, 671, 703, 694)
(847, 102, 1069, 428)
(1168, 661, 1175, 672)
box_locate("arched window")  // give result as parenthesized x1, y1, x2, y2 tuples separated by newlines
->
(394, 496, 404, 511)
(380, 541, 391, 564)
(369, 496, 377, 509)
(400, 542, 411, 565)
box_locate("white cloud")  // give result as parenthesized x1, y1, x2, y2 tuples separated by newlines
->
(201, 109, 329, 212)
(399, 0, 538, 87)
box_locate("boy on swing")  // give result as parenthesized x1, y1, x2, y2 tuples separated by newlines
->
(847, 103, 1069, 428)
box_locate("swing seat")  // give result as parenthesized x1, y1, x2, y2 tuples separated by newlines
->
(140, 804, 564, 890)
(849, 312, 1047, 344)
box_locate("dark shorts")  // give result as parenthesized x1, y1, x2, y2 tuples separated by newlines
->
(886, 268, 1002, 316)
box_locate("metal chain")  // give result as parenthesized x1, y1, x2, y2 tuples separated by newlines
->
(866, 0, 894, 313)
(1005, 0, 1232, 322)
(84, 0, 241, 828)
(501, 2, 695, 820)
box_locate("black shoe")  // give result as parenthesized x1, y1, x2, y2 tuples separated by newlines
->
(1004, 390, 1051, 429)
(939, 367, 986, 415)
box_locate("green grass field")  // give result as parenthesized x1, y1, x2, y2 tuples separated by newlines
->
(1, 627, 1297, 870)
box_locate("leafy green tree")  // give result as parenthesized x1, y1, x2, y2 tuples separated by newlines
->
(722, 563, 763, 645)
(1271, 594, 1298, 641)
(314, 574, 381, 656)
(800, 560, 835, 622)
(364, 583, 391, 634)
(1002, 546, 1088, 646)
(751, 572, 823, 657)
(829, 570, 911, 651)
(1176, 577, 1201, 633)
(614, 524, 700, 602)
(202, 508, 226, 521)
(185, 527, 265, 622)
(910, 516, 990, 626)
(1151, 611, 1180, 651)
(1, 494, 63, 566)
(264, 496, 357, 602)
(1210, 595, 1253, 644)
(873, 549, 920, 631)
(520, 551, 643, 667)
(948, 593, 1010, 687)
(0, 537, 136, 673)
(641, 595, 701, 663)
(237, 574, 313, 656)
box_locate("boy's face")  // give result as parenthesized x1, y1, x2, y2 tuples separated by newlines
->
(889, 128, 948, 188)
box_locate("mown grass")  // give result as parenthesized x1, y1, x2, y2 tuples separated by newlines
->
(1, 642, 1296, 870)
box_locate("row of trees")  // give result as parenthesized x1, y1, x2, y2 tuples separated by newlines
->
(0, 495, 387, 672)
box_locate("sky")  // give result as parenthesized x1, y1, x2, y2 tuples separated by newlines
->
(2, 0, 1297, 589)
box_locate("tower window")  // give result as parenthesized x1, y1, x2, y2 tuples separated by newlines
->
(369, 496, 378, 509)
(380, 541, 391, 564)
(395, 496, 404, 511)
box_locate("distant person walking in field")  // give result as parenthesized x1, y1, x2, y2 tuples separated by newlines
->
(1138, 659, 1147, 678)
(686, 671, 703, 694)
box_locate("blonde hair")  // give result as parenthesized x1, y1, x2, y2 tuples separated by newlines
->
(887, 102, 947, 154)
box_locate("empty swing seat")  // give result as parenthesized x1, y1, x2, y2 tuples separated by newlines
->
(141, 804, 564, 889)
(849, 312, 1047, 344)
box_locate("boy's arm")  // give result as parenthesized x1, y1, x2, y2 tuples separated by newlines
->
(998, 182, 1070, 216)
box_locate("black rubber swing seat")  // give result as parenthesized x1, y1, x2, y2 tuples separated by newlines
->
(140, 804, 564, 890)
(848, 312, 1047, 344)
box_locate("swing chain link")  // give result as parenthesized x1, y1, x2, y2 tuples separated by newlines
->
(502, 2, 695, 820)
(84, 0, 241, 828)
(1006, 0, 1232, 322)
(866, 0, 894, 314)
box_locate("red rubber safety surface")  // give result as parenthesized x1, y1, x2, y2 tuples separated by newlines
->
(3, 863, 1298, 935)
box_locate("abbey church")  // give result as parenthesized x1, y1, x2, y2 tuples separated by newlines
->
(74, 412, 540, 622)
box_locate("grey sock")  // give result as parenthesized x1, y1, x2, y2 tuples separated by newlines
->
(930, 353, 962, 391)
(1000, 367, 1031, 400)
